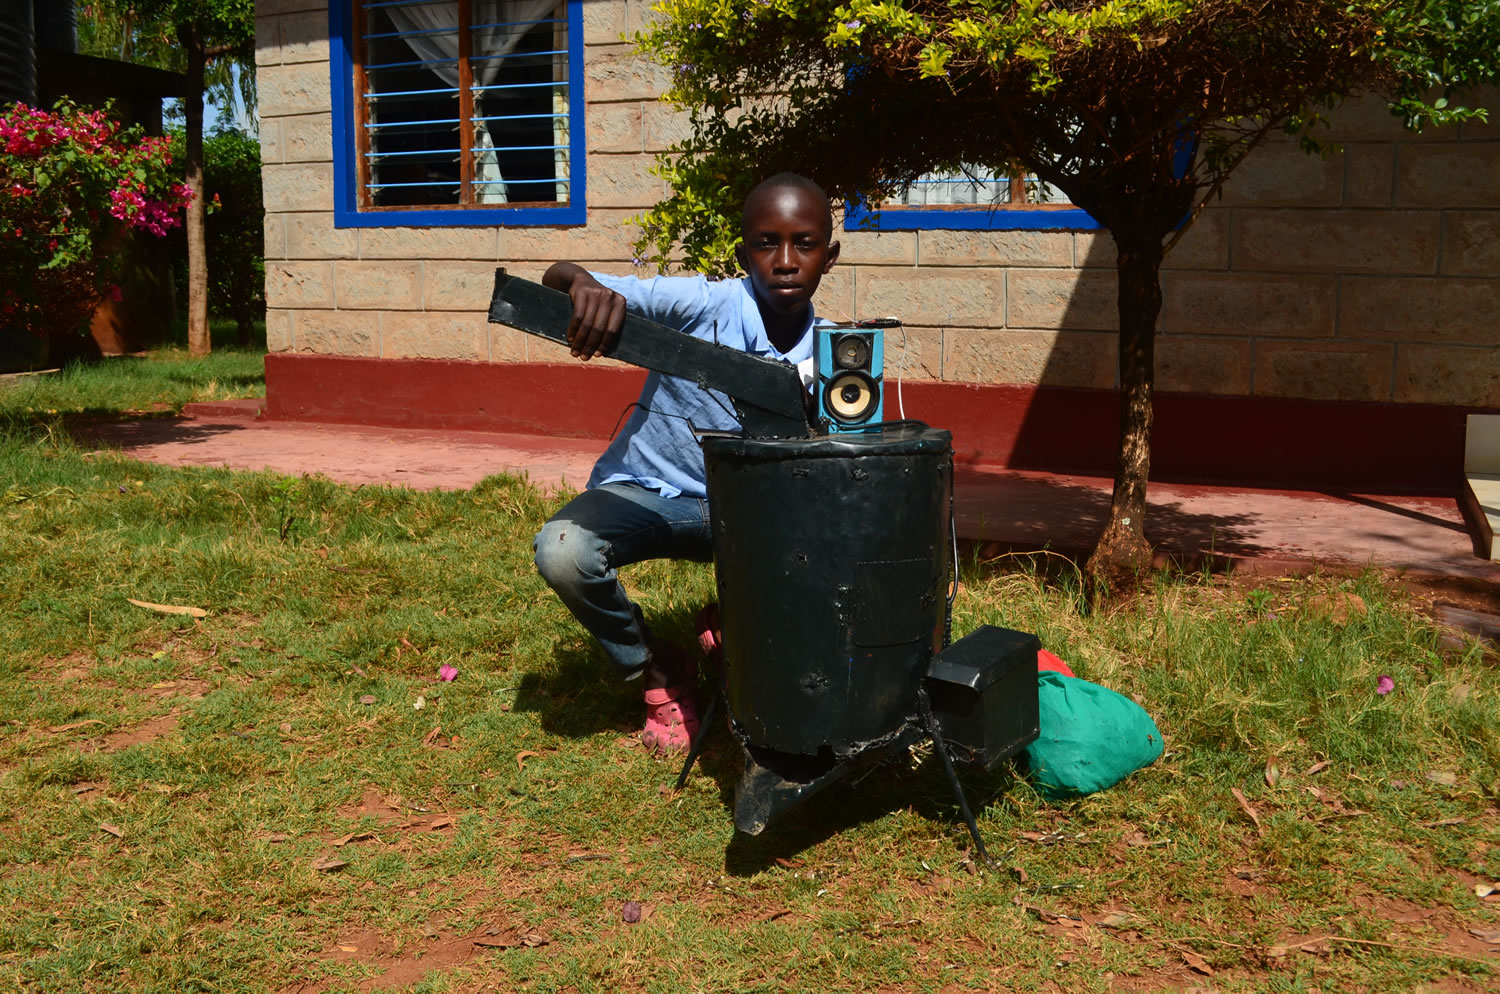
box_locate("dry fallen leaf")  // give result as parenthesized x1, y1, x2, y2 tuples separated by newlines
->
(359, 694, 376, 706)
(336, 944, 357, 952)
(1470, 928, 1500, 944)
(99, 822, 124, 838)
(311, 855, 349, 872)
(1181, 951, 1214, 976)
(516, 750, 539, 772)
(278, 721, 292, 733)
(428, 816, 454, 831)
(474, 932, 550, 949)
(1425, 770, 1458, 787)
(1231, 788, 1263, 833)
(331, 831, 377, 848)
(422, 726, 442, 748)
(48, 720, 105, 733)
(126, 597, 207, 618)
(1305, 760, 1331, 775)
(1474, 883, 1497, 898)
(1422, 817, 1466, 828)
(1095, 911, 1135, 928)
(622, 900, 642, 924)
(1264, 755, 1281, 788)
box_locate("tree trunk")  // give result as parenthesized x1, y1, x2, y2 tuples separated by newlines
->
(179, 22, 211, 357)
(1086, 234, 1165, 590)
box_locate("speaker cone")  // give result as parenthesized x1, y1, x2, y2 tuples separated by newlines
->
(825, 371, 878, 423)
(833, 333, 872, 370)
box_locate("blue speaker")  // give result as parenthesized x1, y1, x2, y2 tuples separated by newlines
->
(815, 324, 885, 433)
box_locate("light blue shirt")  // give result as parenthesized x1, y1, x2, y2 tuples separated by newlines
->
(585, 273, 816, 499)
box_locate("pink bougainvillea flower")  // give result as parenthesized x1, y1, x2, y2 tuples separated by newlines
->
(1376, 674, 1395, 695)
(438, 664, 458, 682)
(108, 285, 123, 302)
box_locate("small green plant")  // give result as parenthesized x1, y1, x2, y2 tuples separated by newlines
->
(268, 476, 304, 542)
(1245, 587, 1274, 615)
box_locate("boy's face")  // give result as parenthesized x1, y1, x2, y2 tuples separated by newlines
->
(735, 186, 840, 316)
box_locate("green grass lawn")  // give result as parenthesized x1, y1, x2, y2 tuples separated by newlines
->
(0, 350, 1497, 993)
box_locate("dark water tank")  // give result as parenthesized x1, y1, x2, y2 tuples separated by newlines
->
(0, 1, 37, 109)
(704, 424, 953, 760)
(34, 0, 78, 53)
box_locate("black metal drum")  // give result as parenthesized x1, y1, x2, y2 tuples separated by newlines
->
(703, 424, 953, 760)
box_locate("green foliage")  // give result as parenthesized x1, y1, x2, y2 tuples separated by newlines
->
(0, 100, 190, 337)
(82, 1, 259, 129)
(169, 128, 265, 334)
(633, 0, 1500, 274)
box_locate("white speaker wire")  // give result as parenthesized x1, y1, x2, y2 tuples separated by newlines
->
(896, 323, 908, 420)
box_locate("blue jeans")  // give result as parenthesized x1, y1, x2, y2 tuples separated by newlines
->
(533, 482, 713, 677)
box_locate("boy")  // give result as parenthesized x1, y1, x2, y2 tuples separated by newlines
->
(533, 173, 840, 756)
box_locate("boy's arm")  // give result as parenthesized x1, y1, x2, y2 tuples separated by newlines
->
(542, 261, 626, 360)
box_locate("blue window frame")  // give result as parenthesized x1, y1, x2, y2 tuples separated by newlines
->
(845, 169, 1099, 232)
(330, 0, 587, 227)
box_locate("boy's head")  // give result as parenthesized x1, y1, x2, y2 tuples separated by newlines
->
(735, 173, 840, 318)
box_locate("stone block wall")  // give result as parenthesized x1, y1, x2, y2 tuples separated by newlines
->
(256, 0, 1499, 407)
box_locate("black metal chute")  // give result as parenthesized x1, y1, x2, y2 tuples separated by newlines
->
(488, 269, 812, 439)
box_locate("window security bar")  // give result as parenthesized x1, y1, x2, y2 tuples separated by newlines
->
(472, 177, 569, 186)
(473, 143, 568, 152)
(470, 48, 569, 61)
(364, 86, 461, 99)
(369, 181, 465, 190)
(363, 0, 453, 11)
(365, 17, 561, 42)
(471, 18, 564, 29)
(363, 55, 462, 71)
(363, 117, 463, 129)
(473, 112, 566, 123)
(363, 148, 462, 158)
(471, 80, 569, 94)
(364, 25, 462, 41)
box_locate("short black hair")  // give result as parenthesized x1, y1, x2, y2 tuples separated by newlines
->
(741, 172, 833, 242)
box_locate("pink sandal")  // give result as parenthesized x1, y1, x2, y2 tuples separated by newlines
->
(641, 653, 699, 757)
(695, 603, 723, 672)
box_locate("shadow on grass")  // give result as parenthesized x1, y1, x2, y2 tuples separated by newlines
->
(718, 747, 1027, 876)
(515, 607, 1033, 873)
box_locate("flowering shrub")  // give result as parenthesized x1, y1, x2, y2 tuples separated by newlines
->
(1, 99, 192, 337)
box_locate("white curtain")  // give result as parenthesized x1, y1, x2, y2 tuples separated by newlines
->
(385, 0, 563, 204)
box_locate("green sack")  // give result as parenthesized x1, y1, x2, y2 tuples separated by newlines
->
(1022, 671, 1164, 799)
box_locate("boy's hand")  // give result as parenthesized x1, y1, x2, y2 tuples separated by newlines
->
(566, 276, 626, 360)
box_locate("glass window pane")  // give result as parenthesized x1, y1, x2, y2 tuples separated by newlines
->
(470, 3, 568, 206)
(363, 2, 462, 206)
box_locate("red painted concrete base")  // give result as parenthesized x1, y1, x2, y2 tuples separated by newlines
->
(264, 354, 1488, 494)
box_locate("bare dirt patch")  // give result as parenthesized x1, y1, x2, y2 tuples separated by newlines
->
(90, 713, 181, 752)
(144, 678, 210, 701)
(281, 917, 553, 994)
(336, 787, 413, 827)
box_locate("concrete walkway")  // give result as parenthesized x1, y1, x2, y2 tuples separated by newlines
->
(78, 399, 1500, 588)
